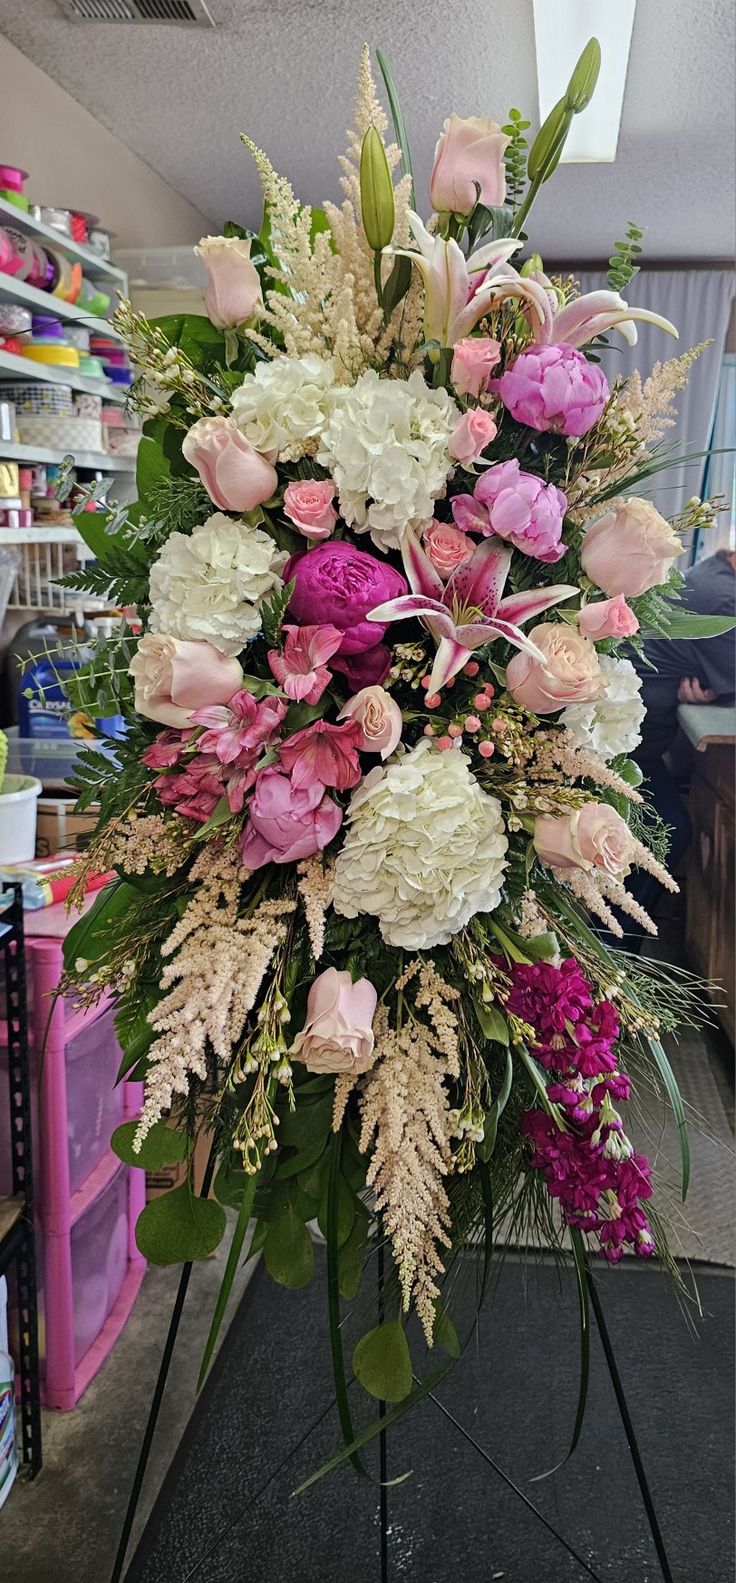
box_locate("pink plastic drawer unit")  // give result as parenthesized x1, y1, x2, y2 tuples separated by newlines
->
(71, 1161, 130, 1367)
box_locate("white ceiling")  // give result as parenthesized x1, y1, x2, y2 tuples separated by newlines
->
(0, 0, 734, 260)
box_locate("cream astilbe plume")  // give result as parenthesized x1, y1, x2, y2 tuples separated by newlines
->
(618, 341, 710, 444)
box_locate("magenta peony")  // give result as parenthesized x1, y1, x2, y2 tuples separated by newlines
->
(284, 540, 406, 656)
(494, 344, 609, 438)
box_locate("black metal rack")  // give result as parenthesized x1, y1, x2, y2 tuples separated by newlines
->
(0, 882, 42, 1480)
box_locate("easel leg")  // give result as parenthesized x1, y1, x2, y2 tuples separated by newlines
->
(377, 1242, 389, 1583)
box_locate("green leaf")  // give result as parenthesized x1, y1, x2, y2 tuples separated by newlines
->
(644, 611, 736, 640)
(353, 1322, 413, 1404)
(474, 999, 510, 1046)
(337, 1206, 370, 1300)
(284, 699, 327, 732)
(149, 312, 226, 368)
(275, 1137, 327, 1180)
(263, 1204, 315, 1288)
(198, 1168, 258, 1388)
(135, 1183, 226, 1264)
(380, 254, 413, 321)
(649, 1036, 690, 1199)
(317, 1170, 356, 1249)
(192, 795, 234, 842)
(277, 1093, 333, 1149)
(477, 1046, 514, 1163)
(136, 433, 171, 505)
(213, 1155, 252, 1209)
(433, 1303, 461, 1359)
(376, 50, 415, 206)
(62, 879, 127, 971)
(111, 1119, 188, 1170)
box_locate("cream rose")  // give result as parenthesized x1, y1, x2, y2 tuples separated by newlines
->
(289, 968, 377, 1075)
(338, 685, 402, 759)
(129, 634, 243, 728)
(505, 622, 605, 715)
(533, 803, 635, 877)
(581, 498, 684, 598)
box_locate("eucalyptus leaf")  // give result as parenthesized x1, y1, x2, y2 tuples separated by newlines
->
(432, 1303, 461, 1360)
(111, 1119, 188, 1170)
(263, 1204, 315, 1288)
(353, 1321, 413, 1404)
(135, 1184, 226, 1265)
(317, 1171, 356, 1249)
(337, 1206, 370, 1300)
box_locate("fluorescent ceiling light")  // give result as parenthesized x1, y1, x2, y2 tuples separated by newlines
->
(533, 0, 637, 162)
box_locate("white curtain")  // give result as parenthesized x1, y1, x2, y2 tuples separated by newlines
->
(575, 268, 735, 525)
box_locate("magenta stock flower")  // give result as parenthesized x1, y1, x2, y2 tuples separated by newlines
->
(452, 459, 568, 564)
(368, 530, 576, 693)
(494, 344, 609, 438)
(268, 623, 343, 704)
(191, 689, 287, 765)
(278, 718, 363, 792)
(240, 766, 342, 868)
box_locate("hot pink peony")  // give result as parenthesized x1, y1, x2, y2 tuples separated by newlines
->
(283, 479, 338, 541)
(278, 718, 363, 792)
(451, 336, 501, 399)
(453, 459, 568, 563)
(494, 344, 609, 438)
(267, 623, 343, 703)
(448, 407, 497, 465)
(181, 417, 277, 512)
(240, 766, 342, 868)
(578, 595, 640, 639)
(284, 541, 406, 657)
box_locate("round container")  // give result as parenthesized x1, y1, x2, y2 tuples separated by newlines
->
(0, 165, 27, 193)
(88, 228, 114, 261)
(23, 344, 80, 368)
(39, 207, 72, 237)
(0, 190, 29, 212)
(0, 776, 42, 864)
(49, 252, 82, 303)
(0, 508, 33, 528)
(64, 325, 90, 351)
(0, 227, 25, 277)
(104, 366, 132, 385)
(0, 382, 73, 417)
(78, 356, 105, 379)
(31, 313, 64, 341)
(100, 404, 123, 426)
(73, 392, 102, 420)
(2, 228, 47, 284)
(0, 305, 31, 335)
(69, 211, 98, 244)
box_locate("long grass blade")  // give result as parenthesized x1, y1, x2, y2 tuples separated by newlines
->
(648, 1036, 690, 1200)
(376, 50, 415, 206)
(197, 1169, 258, 1390)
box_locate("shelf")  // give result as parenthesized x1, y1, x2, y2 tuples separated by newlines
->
(0, 523, 92, 549)
(0, 271, 122, 338)
(0, 196, 127, 285)
(0, 347, 127, 402)
(0, 439, 136, 472)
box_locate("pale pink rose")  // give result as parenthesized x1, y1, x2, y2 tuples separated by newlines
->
(182, 417, 277, 512)
(129, 634, 242, 728)
(289, 968, 377, 1075)
(581, 499, 684, 598)
(338, 685, 402, 759)
(578, 595, 640, 639)
(430, 115, 509, 215)
(506, 622, 605, 715)
(448, 407, 497, 465)
(195, 234, 261, 329)
(422, 520, 475, 580)
(451, 336, 501, 399)
(283, 479, 338, 541)
(534, 804, 634, 878)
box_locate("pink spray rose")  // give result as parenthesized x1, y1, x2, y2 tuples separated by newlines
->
(494, 344, 609, 438)
(268, 623, 343, 703)
(129, 634, 243, 728)
(338, 685, 402, 759)
(191, 688, 287, 765)
(195, 234, 261, 329)
(454, 459, 567, 563)
(430, 114, 509, 215)
(578, 595, 640, 639)
(506, 622, 605, 715)
(289, 968, 378, 1076)
(422, 520, 475, 580)
(284, 541, 407, 657)
(451, 336, 501, 399)
(240, 766, 342, 868)
(581, 499, 684, 598)
(534, 804, 635, 878)
(278, 718, 363, 792)
(448, 407, 498, 465)
(283, 479, 338, 541)
(182, 417, 277, 512)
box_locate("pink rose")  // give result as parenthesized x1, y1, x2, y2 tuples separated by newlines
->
(129, 634, 243, 728)
(278, 718, 362, 792)
(283, 479, 338, 541)
(430, 115, 509, 215)
(195, 234, 261, 329)
(181, 416, 277, 513)
(338, 685, 402, 759)
(448, 407, 497, 465)
(534, 804, 634, 878)
(268, 623, 343, 703)
(422, 521, 475, 581)
(289, 968, 377, 1076)
(578, 595, 640, 640)
(581, 499, 684, 598)
(284, 541, 406, 657)
(451, 337, 501, 399)
(506, 622, 605, 715)
(240, 766, 342, 868)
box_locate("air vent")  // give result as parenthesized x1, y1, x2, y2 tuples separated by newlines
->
(54, 0, 215, 24)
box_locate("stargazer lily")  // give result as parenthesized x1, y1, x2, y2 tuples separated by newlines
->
(367, 530, 578, 693)
(389, 210, 551, 348)
(525, 272, 678, 348)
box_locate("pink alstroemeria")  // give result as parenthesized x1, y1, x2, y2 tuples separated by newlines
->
(368, 531, 577, 693)
(278, 718, 363, 793)
(389, 210, 551, 348)
(524, 272, 677, 348)
(267, 624, 343, 704)
(191, 689, 287, 765)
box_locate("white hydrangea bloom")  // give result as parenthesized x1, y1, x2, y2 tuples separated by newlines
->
(148, 512, 285, 655)
(332, 739, 508, 949)
(230, 352, 337, 462)
(317, 369, 459, 550)
(561, 654, 645, 761)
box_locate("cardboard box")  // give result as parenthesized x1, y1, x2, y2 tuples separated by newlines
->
(145, 1116, 214, 1203)
(35, 798, 99, 859)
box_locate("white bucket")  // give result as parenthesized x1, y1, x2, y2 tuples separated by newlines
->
(0, 774, 43, 863)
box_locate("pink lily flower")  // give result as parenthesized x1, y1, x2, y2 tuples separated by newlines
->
(390, 210, 552, 348)
(278, 718, 363, 793)
(368, 531, 577, 693)
(267, 623, 343, 704)
(191, 689, 287, 765)
(525, 273, 677, 348)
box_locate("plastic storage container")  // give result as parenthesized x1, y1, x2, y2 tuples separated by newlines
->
(70, 1162, 129, 1367)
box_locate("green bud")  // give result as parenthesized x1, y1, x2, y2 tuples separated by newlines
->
(527, 96, 574, 185)
(360, 126, 395, 251)
(520, 252, 544, 277)
(565, 37, 602, 114)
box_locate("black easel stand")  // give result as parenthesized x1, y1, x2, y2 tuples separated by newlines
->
(111, 1248, 677, 1583)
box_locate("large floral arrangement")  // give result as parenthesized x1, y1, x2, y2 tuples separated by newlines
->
(63, 43, 727, 1460)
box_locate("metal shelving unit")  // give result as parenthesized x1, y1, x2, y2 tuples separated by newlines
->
(0, 346, 127, 403)
(0, 197, 126, 287)
(0, 439, 136, 473)
(0, 274, 124, 341)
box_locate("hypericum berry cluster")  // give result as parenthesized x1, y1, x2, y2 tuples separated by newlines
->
(420, 661, 508, 760)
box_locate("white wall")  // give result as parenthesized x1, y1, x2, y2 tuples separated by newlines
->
(0, 36, 207, 247)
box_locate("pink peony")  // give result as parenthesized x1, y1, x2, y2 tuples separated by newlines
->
(289, 968, 377, 1075)
(578, 595, 640, 639)
(284, 541, 407, 657)
(454, 459, 568, 563)
(130, 634, 243, 729)
(338, 685, 402, 759)
(422, 520, 475, 580)
(283, 479, 338, 541)
(430, 115, 509, 215)
(533, 804, 635, 877)
(494, 344, 609, 438)
(181, 417, 277, 512)
(268, 623, 343, 703)
(240, 766, 342, 868)
(191, 689, 287, 765)
(580, 499, 683, 598)
(451, 336, 501, 399)
(448, 407, 498, 465)
(278, 718, 362, 792)
(506, 622, 605, 714)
